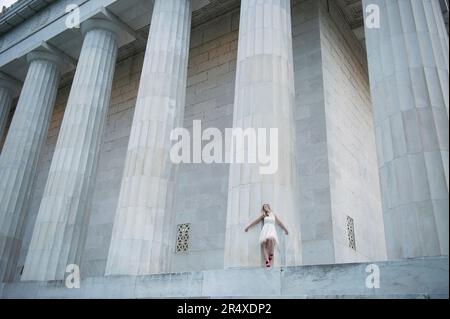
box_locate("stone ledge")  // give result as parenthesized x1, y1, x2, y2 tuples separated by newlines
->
(1, 256, 448, 299)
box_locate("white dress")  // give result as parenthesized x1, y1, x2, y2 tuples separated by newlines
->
(259, 213, 279, 245)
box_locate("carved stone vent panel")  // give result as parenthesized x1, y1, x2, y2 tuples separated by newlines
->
(346, 216, 356, 250)
(176, 223, 190, 253)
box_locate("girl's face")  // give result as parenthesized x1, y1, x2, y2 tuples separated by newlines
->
(263, 204, 269, 212)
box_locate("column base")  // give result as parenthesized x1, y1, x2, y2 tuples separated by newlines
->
(5, 256, 448, 299)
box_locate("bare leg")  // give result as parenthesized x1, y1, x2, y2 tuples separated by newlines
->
(267, 239, 274, 265)
(262, 241, 270, 267)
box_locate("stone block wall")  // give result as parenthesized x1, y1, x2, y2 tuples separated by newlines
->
(171, 9, 239, 272)
(291, 0, 387, 265)
(319, 0, 387, 262)
(292, 0, 335, 265)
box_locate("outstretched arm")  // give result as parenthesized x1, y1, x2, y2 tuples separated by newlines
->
(274, 213, 289, 235)
(244, 215, 264, 232)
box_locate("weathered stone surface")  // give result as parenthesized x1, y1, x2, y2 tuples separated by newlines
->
(82, 275, 137, 298)
(134, 272, 203, 298)
(202, 267, 281, 297)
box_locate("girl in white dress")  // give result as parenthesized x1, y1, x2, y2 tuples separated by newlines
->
(244, 204, 289, 268)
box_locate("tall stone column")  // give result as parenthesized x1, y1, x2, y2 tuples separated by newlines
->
(0, 73, 20, 147)
(0, 52, 62, 282)
(21, 19, 119, 281)
(363, 0, 449, 258)
(223, 0, 302, 268)
(0, 86, 12, 145)
(106, 0, 191, 276)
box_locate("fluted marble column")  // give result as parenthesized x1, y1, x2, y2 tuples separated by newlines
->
(106, 0, 191, 276)
(363, 0, 449, 258)
(223, 0, 301, 268)
(0, 73, 21, 147)
(0, 86, 12, 144)
(0, 52, 61, 282)
(21, 19, 119, 281)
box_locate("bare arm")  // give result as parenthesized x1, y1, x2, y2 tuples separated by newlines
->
(274, 213, 289, 235)
(244, 215, 264, 232)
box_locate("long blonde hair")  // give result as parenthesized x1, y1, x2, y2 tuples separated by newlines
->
(261, 204, 272, 217)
